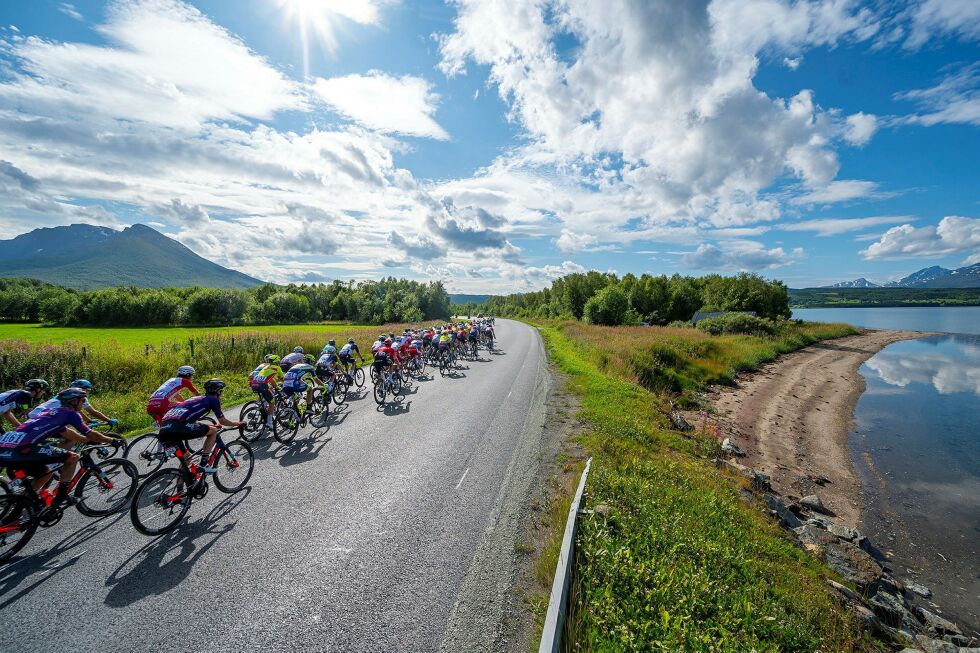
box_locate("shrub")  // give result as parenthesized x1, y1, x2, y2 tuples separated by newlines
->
(696, 313, 779, 337)
(583, 286, 630, 325)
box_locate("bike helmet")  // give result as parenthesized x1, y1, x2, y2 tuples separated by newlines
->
(70, 379, 93, 390)
(203, 378, 226, 394)
(293, 346, 304, 354)
(304, 354, 315, 364)
(25, 378, 50, 393)
(384, 338, 393, 346)
(348, 338, 355, 344)
(264, 354, 280, 364)
(56, 387, 87, 404)
(328, 339, 336, 346)
(177, 365, 195, 377)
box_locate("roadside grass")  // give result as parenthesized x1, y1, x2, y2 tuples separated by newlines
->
(540, 320, 880, 652)
(0, 323, 410, 435)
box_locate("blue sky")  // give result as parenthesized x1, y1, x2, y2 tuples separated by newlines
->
(0, 0, 977, 291)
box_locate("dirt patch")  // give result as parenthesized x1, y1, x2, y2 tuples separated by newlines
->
(691, 329, 930, 529)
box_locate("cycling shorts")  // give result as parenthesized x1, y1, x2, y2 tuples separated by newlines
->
(0, 443, 71, 479)
(158, 421, 209, 442)
(282, 382, 308, 395)
(146, 399, 173, 424)
(250, 385, 274, 403)
(339, 353, 355, 365)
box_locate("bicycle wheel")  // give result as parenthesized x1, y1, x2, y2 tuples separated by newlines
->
(212, 440, 254, 493)
(130, 468, 191, 536)
(125, 432, 168, 478)
(332, 377, 349, 406)
(238, 405, 267, 443)
(275, 407, 300, 443)
(75, 458, 139, 516)
(373, 381, 386, 405)
(91, 437, 124, 460)
(392, 373, 403, 396)
(353, 366, 365, 388)
(0, 494, 38, 564)
(309, 387, 329, 416)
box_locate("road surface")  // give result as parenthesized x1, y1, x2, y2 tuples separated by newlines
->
(0, 319, 551, 652)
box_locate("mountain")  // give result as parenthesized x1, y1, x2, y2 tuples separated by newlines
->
(451, 294, 493, 305)
(824, 264, 980, 290)
(0, 223, 263, 290)
(828, 277, 879, 288)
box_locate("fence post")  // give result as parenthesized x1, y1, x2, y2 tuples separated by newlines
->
(82, 346, 87, 359)
(145, 344, 150, 356)
(189, 338, 195, 358)
(231, 336, 235, 349)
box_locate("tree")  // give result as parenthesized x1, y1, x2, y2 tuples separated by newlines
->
(583, 285, 630, 325)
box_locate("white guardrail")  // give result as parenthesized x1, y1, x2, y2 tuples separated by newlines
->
(538, 457, 592, 653)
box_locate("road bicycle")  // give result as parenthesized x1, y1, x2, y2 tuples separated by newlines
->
(273, 381, 336, 443)
(238, 390, 284, 443)
(342, 359, 366, 388)
(373, 366, 404, 405)
(129, 428, 253, 536)
(124, 416, 217, 478)
(0, 444, 139, 563)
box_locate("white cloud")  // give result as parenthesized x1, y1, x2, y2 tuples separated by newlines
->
(682, 240, 804, 270)
(897, 64, 980, 127)
(844, 111, 877, 146)
(861, 216, 980, 259)
(792, 179, 881, 205)
(781, 215, 914, 237)
(903, 0, 980, 49)
(783, 56, 802, 70)
(312, 72, 449, 139)
(58, 3, 84, 21)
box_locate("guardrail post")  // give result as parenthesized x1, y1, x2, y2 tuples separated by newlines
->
(539, 457, 592, 653)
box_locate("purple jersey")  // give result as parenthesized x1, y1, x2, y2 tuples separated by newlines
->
(0, 406, 91, 449)
(161, 394, 224, 424)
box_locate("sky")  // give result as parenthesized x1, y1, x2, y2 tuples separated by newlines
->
(0, 0, 977, 292)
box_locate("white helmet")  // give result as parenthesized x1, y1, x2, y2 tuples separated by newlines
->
(293, 346, 304, 353)
(177, 365, 195, 377)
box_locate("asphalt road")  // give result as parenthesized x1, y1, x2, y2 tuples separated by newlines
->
(0, 319, 551, 652)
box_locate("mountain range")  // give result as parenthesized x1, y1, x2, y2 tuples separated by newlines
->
(825, 263, 980, 289)
(0, 224, 262, 290)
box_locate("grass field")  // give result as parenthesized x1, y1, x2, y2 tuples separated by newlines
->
(539, 320, 882, 651)
(0, 321, 407, 435)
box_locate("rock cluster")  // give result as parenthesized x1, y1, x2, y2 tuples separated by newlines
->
(715, 440, 978, 652)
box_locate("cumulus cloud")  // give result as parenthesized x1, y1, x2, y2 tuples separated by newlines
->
(861, 216, 980, 259)
(844, 112, 878, 145)
(312, 72, 449, 139)
(781, 215, 914, 237)
(682, 240, 804, 270)
(387, 231, 447, 260)
(866, 341, 980, 396)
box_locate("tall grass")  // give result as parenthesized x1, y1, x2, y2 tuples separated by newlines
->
(541, 320, 880, 651)
(0, 324, 405, 434)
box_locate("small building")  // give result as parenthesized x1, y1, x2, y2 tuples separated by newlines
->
(690, 310, 756, 326)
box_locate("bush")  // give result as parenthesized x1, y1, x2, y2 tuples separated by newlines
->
(583, 286, 630, 325)
(696, 313, 779, 337)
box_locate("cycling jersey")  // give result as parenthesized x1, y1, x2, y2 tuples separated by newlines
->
(161, 395, 224, 424)
(280, 352, 306, 367)
(149, 377, 198, 403)
(316, 352, 338, 367)
(0, 389, 32, 415)
(373, 346, 398, 365)
(249, 364, 282, 388)
(339, 343, 358, 356)
(0, 406, 91, 449)
(321, 344, 338, 356)
(283, 364, 315, 392)
(28, 396, 92, 419)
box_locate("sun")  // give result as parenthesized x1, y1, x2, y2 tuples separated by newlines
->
(276, 0, 381, 77)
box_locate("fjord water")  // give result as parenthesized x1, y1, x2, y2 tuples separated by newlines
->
(852, 334, 980, 631)
(792, 306, 980, 335)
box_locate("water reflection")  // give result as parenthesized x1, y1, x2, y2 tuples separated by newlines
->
(864, 335, 980, 396)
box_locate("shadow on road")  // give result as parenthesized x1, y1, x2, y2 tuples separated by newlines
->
(103, 489, 251, 607)
(379, 400, 412, 416)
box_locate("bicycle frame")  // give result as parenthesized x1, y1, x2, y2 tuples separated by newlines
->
(9, 448, 111, 509)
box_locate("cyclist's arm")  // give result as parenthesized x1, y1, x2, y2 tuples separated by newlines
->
(2, 410, 21, 429)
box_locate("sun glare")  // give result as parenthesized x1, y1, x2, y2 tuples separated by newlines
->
(277, 0, 380, 77)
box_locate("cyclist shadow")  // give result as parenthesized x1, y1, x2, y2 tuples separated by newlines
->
(446, 369, 468, 379)
(102, 489, 251, 607)
(380, 400, 411, 416)
(0, 512, 127, 609)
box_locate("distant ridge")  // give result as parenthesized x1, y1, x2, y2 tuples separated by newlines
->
(0, 223, 262, 290)
(824, 263, 980, 289)
(450, 293, 493, 305)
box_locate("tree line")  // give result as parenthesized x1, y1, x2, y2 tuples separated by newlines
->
(0, 277, 451, 326)
(453, 272, 791, 325)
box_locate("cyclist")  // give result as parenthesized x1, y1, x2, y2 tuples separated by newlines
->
(283, 358, 317, 409)
(249, 354, 284, 428)
(280, 346, 306, 371)
(30, 379, 114, 425)
(0, 388, 121, 503)
(468, 323, 480, 352)
(371, 334, 387, 355)
(371, 338, 399, 382)
(0, 379, 50, 429)
(158, 379, 242, 473)
(146, 366, 199, 426)
(321, 339, 339, 357)
(339, 337, 364, 376)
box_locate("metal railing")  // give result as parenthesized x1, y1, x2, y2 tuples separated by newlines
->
(539, 457, 592, 653)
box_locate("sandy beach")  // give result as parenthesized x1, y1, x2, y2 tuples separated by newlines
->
(706, 329, 929, 528)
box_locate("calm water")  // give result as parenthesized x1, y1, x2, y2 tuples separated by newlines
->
(792, 306, 980, 335)
(851, 334, 980, 630)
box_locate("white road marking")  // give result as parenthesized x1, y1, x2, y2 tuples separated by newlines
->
(455, 467, 470, 489)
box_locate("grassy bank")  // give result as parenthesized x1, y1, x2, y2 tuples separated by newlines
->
(0, 323, 404, 435)
(539, 320, 881, 651)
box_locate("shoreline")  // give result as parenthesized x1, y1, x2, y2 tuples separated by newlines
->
(704, 328, 931, 528)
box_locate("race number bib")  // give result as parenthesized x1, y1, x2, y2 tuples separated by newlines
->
(0, 431, 26, 447)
